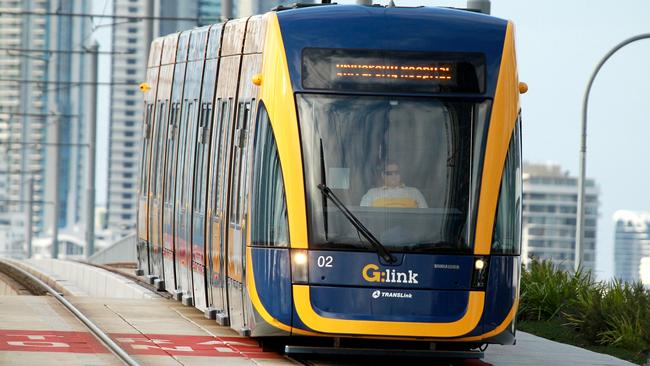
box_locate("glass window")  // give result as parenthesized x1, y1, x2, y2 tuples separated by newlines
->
(183, 102, 197, 207)
(251, 103, 288, 247)
(194, 102, 212, 213)
(229, 101, 252, 225)
(151, 102, 167, 196)
(492, 117, 522, 255)
(176, 101, 192, 207)
(139, 103, 153, 195)
(164, 103, 181, 203)
(211, 99, 230, 213)
(297, 94, 489, 253)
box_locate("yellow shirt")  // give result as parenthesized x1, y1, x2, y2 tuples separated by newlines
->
(360, 185, 428, 208)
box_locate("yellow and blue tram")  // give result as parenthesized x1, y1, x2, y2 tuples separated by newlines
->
(136, 3, 525, 348)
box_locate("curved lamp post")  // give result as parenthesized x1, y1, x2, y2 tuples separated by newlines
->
(575, 34, 650, 272)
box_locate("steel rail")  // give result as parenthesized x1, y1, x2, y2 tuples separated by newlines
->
(0, 260, 141, 366)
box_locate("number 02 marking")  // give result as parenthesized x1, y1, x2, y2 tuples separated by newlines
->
(317, 256, 333, 268)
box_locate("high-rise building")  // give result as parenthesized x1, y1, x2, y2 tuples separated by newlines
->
(522, 163, 599, 273)
(0, 0, 93, 254)
(613, 210, 650, 286)
(106, 0, 327, 239)
(106, 0, 151, 238)
(0, 0, 50, 236)
(199, 0, 222, 24)
(239, 0, 313, 17)
(107, 0, 220, 239)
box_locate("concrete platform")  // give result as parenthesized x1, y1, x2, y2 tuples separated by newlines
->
(18, 258, 160, 299)
(485, 331, 639, 366)
(0, 273, 21, 296)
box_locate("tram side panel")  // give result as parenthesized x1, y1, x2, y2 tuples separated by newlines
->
(136, 38, 162, 276)
(164, 31, 190, 297)
(243, 13, 299, 337)
(206, 53, 237, 326)
(174, 27, 210, 307)
(190, 26, 220, 313)
(150, 34, 179, 286)
(203, 24, 226, 319)
(239, 14, 268, 335)
(218, 17, 251, 335)
(148, 62, 172, 282)
(477, 118, 522, 344)
(473, 22, 522, 344)
(146, 94, 166, 280)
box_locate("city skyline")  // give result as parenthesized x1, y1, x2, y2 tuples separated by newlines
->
(97, 0, 650, 279)
(0, 0, 95, 256)
(91, 0, 650, 280)
(521, 162, 599, 272)
(613, 210, 650, 286)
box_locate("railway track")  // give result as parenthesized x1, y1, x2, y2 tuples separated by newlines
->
(0, 259, 141, 366)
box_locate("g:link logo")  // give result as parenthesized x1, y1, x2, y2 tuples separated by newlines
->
(362, 264, 419, 284)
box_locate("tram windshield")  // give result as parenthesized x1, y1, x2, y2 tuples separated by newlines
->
(297, 94, 490, 253)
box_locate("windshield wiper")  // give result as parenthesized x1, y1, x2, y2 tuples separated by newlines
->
(317, 183, 396, 264)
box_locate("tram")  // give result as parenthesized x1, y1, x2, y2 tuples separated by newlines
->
(136, 3, 525, 349)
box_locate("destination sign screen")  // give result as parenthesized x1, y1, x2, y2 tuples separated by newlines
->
(302, 48, 484, 93)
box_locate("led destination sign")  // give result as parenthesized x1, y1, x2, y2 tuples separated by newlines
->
(334, 63, 454, 82)
(302, 48, 484, 93)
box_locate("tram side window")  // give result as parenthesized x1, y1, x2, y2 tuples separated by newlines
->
(151, 101, 167, 196)
(230, 101, 252, 226)
(176, 99, 194, 208)
(193, 102, 212, 214)
(251, 104, 288, 247)
(176, 101, 192, 208)
(164, 103, 180, 204)
(139, 103, 154, 195)
(211, 99, 229, 214)
(492, 117, 522, 255)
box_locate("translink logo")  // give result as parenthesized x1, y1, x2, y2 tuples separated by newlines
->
(362, 264, 419, 284)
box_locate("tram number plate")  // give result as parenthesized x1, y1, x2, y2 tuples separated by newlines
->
(317, 256, 333, 268)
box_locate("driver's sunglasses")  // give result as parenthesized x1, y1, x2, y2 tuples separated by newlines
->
(383, 170, 400, 176)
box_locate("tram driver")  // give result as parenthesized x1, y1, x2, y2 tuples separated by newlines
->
(360, 161, 428, 208)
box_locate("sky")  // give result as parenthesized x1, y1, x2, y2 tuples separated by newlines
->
(92, 0, 650, 280)
(481, 0, 650, 280)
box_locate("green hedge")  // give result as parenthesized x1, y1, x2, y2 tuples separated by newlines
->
(519, 259, 650, 356)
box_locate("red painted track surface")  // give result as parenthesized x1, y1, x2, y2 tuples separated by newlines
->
(0, 330, 280, 358)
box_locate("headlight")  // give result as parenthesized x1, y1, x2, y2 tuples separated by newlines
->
(291, 250, 309, 284)
(471, 256, 489, 289)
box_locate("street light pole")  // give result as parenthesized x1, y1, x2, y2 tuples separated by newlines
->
(52, 113, 60, 259)
(25, 177, 33, 258)
(575, 33, 650, 272)
(85, 43, 99, 258)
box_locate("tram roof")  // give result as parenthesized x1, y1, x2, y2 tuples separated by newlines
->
(276, 5, 509, 96)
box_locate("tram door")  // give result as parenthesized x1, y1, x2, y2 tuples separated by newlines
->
(207, 18, 247, 328)
(174, 99, 193, 301)
(149, 100, 168, 281)
(227, 100, 254, 334)
(207, 98, 232, 324)
(167, 31, 190, 296)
